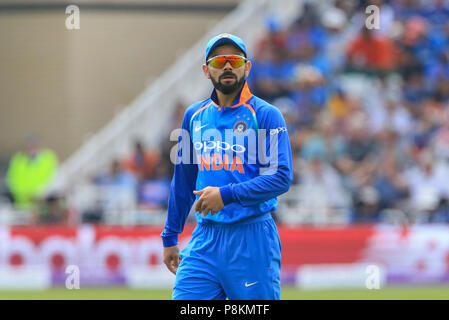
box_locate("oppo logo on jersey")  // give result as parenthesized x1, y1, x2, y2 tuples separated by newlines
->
(193, 141, 246, 153)
(193, 140, 245, 174)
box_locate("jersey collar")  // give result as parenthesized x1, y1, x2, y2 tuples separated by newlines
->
(210, 81, 253, 109)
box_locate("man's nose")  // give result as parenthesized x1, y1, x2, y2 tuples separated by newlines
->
(223, 60, 233, 70)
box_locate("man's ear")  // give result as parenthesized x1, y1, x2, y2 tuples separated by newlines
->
(202, 64, 210, 79)
(244, 60, 252, 79)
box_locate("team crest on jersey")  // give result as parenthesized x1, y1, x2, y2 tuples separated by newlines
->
(233, 120, 248, 135)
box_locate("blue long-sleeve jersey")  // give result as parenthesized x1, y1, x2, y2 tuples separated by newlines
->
(161, 82, 293, 247)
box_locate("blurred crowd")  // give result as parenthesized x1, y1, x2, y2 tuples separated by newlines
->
(247, 0, 449, 224)
(3, 0, 449, 225)
(1, 134, 175, 224)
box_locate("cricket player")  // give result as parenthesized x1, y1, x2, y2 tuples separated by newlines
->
(161, 33, 293, 300)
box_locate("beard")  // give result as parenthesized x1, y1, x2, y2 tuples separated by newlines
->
(211, 72, 246, 95)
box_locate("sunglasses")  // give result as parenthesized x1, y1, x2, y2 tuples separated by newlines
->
(207, 55, 247, 69)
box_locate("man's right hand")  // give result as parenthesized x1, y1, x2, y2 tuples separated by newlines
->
(163, 245, 181, 275)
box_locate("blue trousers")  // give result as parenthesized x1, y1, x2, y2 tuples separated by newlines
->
(172, 213, 281, 300)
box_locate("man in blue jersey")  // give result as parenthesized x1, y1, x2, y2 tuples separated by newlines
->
(161, 33, 293, 300)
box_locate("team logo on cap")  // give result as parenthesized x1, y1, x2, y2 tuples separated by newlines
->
(233, 120, 248, 135)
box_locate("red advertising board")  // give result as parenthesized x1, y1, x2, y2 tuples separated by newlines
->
(1, 224, 449, 285)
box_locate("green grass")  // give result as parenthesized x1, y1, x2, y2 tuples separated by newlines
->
(281, 286, 449, 300)
(0, 286, 448, 300)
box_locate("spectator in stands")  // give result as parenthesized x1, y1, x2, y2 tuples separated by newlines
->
(334, 0, 358, 17)
(38, 194, 69, 224)
(369, 97, 414, 137)
(426, 52, 449, 88)
(5, 135, 58, 211)
(93, 159, 137, 212)
(346, 27, 397, 74)
(289, 63, 328, 125)
(335, 110, 379, 177)
(434, 76, 449, 104)
(397, 45, 425, 82)
(137, 159, 171, 210)
(400, 16, 444, 76)
(300, 113, 346, 165)
(433, 197, 449, 222)
(326, 87, 355, 129)
(422, 0, 449, 28)
(254, 15, 287, 62)
(404, 150, 449, 212)
(351, 185, 381, 223)
(122, 139, 160, 181)
(432, 111, 449, 161)
(411, 109, 440, 152)
(373, 149, 410, 212)
(249, 31, 295, 102)
(403, 72, 430, 108)
(320, 6, 353, 74)
(94, 159, 137, 188)
(390, 0, 422, 22)
(0, 179, 14, 205)
(295, 154, 350, 224)
(286, 3, 326, 62)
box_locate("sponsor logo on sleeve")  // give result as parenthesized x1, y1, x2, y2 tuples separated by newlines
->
(270, 127, 287, 135)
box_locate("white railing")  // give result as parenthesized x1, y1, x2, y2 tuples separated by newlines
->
(49, 0, 303, 198)
(277, 184, 352, 225)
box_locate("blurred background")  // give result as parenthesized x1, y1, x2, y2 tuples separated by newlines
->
(1, 0, 449, 299)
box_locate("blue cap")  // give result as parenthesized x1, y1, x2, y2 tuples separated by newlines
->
(205, 33, 247, 62)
